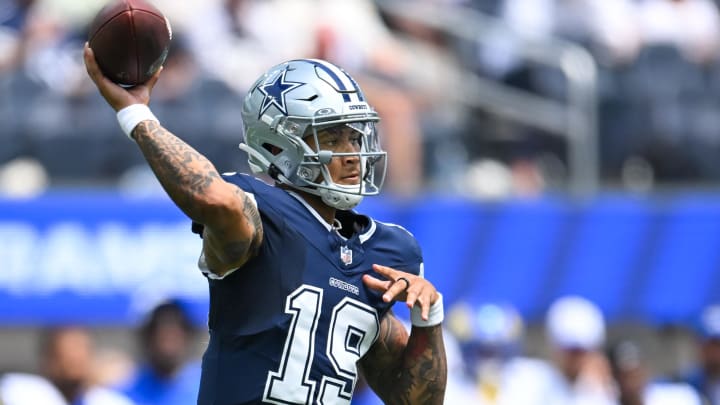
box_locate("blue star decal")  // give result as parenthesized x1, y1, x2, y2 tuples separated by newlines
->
(257, 68, 304, 119)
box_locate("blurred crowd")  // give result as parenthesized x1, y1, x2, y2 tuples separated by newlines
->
(2, 0, 720, 199)
(0, 300, 202, 405)
(4, 297, 720, 404)
(471, 0, 720, 192)
(356, 296, 720, 405)
(3, 1, 720, 403)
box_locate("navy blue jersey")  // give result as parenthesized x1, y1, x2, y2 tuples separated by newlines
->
(194, 174, 423, 405)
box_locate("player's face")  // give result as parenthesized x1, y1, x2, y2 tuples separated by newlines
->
(555, 347, 590, 380)
(701, 339, 720, 373)
(307, 125, 363, 186)
(146, 319, 191, 374)
(43, 329, 93, 391)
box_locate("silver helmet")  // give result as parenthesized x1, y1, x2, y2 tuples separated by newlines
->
(239, 59, 386, 210)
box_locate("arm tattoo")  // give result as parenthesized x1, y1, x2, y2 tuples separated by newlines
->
(240, 189, 263, 255)
(361, 315, 447, 405)
(132, 121, 222, 220)
(133, 121, 262, 269)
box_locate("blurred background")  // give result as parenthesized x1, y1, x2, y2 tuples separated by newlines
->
(3, 0, 720, 403)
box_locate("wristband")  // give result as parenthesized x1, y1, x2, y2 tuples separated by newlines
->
(117, 104, 159, 139)
(411, 293, 444, 327)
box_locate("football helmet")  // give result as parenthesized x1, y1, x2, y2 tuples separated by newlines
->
(239, 59, 386, 210)
(448, 301, 524, 353)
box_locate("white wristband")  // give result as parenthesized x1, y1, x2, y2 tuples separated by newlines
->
(116, 104, 159, 139)
(411, 293, 444, 327)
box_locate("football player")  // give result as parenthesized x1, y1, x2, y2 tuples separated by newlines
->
(84, 45, 447, 405)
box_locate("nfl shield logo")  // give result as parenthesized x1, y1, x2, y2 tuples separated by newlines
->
(340, 245, 353, 265)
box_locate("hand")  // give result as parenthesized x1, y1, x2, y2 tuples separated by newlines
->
(362, 264, 439, 322)
(83, 42, 162, 111)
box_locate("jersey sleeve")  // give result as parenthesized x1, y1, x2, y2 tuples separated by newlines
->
(191, 173, 265, 279)
(375, 220, 424, 277)
(190, 172, 259, 239)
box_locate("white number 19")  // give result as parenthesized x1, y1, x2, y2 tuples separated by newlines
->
(263, 285, 380, 405)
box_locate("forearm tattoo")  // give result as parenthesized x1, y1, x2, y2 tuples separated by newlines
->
(363, 317, 447, 405)
(132, 121, 221, 219)
(132, 121, 262, 267)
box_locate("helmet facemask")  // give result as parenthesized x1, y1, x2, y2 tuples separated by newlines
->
(299, 120, 386, 209)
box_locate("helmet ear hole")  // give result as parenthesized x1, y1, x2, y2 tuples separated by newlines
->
(262, 143, 283, 156)
(298, 166, 320, 181)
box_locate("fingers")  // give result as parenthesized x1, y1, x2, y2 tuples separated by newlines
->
(384, 278, 411, 303)
(146, 66, 163, 90)
(369, 264, 406, 303)
(404, 286, 432, 321)
(405, 288, 420, 309)
(363, 270, 405, 303)
(368, 265, 437, 316)
(361, 273, 391, 293)
(417, 295, 431, 321)
(130, 66, 163, 98)
(83, 43, 102, 84)
(84, 43, 130, 111)
(371, 264, 395, 278)
(84, 43, 114, 89)
(85, 42, 160, 111)
(361, 274, 402, 303)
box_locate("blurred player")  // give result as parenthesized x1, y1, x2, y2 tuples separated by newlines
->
(607, 339, 703, 405)
(0, 326, 134, 405)
(445, 300, 587, 405)
(680, 304, 720, 405)
(540, 296, 617, 405)
(83, 46, 447, 404)
(445, 301, 530, 404)
(119, 300, 201, 405)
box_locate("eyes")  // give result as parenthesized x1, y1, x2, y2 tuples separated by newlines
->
(317, 130, 362, 151)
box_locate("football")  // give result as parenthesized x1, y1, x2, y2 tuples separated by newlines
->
(87, 0, 172, 86)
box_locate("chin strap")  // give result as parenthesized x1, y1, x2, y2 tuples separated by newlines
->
(318, 186, 363, 210)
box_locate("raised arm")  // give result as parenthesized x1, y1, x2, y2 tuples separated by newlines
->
(361, 264, 447, 404)
(83, 43, 262, 274)
(132, 120, 263, 274)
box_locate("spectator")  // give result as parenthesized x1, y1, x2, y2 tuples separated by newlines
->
(484, 0, 639, 75)
(118, 300, 201, 405)
(444, 300, 541, 404)
(0, 156, 48, 197)
(635, 0, 720, 64)
(185, 0, 428, 195)
(680, 304, 720, 405)
(0, 0, 36, 73)
(535, 295, 618, 405)
(0, 326, 135, 405)
(608, 339, 703, 405)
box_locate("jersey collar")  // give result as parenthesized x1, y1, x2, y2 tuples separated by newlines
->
(286, 190, 376, 244)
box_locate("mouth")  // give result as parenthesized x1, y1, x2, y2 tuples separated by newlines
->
(339, 173, 360, 184)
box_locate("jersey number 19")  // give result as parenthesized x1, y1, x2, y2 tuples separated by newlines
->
(263, 285, 380, 405)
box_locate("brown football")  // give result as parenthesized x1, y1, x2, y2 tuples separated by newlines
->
(88, 0, 172, 86)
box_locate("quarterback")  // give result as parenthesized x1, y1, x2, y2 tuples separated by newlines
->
(84, 44, 447, 404)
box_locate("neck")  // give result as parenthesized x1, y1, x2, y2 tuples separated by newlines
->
(51, 380, 85, 404)
(620, 394, 644, 405)
(281, 185, 337, 225)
